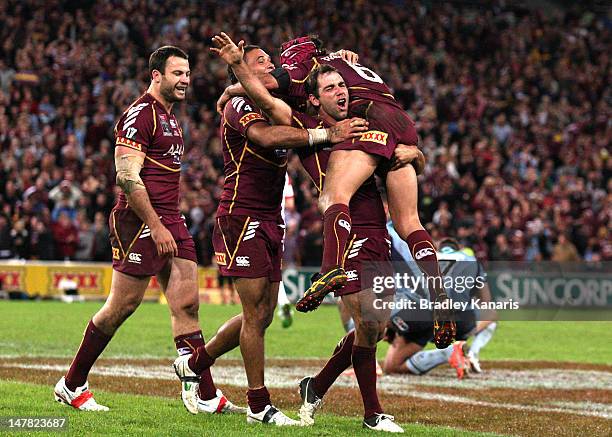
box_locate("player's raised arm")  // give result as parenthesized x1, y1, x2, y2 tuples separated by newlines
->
(114, 146, 177, 256)
(211, 32, 293, 126)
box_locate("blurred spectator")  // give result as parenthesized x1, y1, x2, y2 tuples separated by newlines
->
(91, 212, 112, 262)
(0, 0, 608, 265)
(552, 233, 580, 262)
(51, 212, 79, 260)
(0, 215, 12, 259)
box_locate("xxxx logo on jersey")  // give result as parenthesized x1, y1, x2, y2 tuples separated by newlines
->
(239, 112, 265, 126)
(360, 130, 388, 145)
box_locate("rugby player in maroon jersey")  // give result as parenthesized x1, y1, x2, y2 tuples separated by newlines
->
(54, 46, 243, 415)
(175, 43, 369, 426)
(211, 33, 427, 432)
(217, 34, 456, 350)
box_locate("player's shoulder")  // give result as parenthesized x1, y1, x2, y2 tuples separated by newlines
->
(115, 93, 156, 140)
(223, 96, 266, 129)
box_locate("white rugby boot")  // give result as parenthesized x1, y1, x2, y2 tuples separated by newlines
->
(363, 413, 404, 433)
(247, 404, 301, 426)
(54, 376, 109, 411)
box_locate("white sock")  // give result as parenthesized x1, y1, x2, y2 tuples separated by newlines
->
(406, 346, 453, 375)
(277, 281, 290, 307)
(470, 322, 497, 357)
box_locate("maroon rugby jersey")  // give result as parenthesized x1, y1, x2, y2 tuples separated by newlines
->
(291, 111, 386, 229)
(217, 96, 287, 221)
(114, 93, 184, 216)
(281, 52, 402, 110)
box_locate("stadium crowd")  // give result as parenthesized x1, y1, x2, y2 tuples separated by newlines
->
(0, 0, 609, 265)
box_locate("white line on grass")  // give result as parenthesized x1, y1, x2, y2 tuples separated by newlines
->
(3, 362, 611, 419)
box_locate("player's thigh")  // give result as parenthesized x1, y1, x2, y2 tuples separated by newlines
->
(386, 163, 421, 239)
(103, 270, 150, 313)
(321, 150, 379, 207)
(160, 256, 199, 315)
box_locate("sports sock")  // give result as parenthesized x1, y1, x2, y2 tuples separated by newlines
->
(470, 322, 497, 357)
(65, 320, 112, 391)
(175, 331, 216, 401)
(405, 229, 443, 297)
(247, 386, 271, 414)
(405, 346, 453, 375)
(312, 331, 355, 397)
(321, 203, 352, 271)
(352, 345, 383, 419)
(276, 281, 290, 307)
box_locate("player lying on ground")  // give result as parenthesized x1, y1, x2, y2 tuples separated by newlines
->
(217, 34, 455, 349)
(210, 33, 429, 432)
(382, 234, 498, 378)
(54, 46, 242, 414)
(174, 42, 368, 426)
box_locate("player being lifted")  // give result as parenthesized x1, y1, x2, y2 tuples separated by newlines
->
(211, 33, 427, 432)
(173, 43, 368, 426)
(218, 34, 456, 349)
(54, 46, 242, 415)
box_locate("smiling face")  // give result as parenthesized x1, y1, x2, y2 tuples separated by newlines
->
(244, 48, 275, 74)
(154, 56, 190, 103)
(309, 71, 349, 121)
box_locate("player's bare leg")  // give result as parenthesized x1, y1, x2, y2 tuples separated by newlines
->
(192, 279, 277, 362)
(382, 336, 424, 374)
(296, 150, 378, 312)
(92, 271, 150, 335)
(386, 164, 455, 348)
(55, 271, 149, 410)
(233, 277, 276, 411)
(164, 258, 244, 413)
(158, 257, 200, 336)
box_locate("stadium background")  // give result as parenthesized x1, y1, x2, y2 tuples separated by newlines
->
(0, 0, 609, 270)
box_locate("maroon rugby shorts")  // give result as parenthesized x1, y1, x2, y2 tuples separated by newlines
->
(337, 227, 393, 297)
(335, 101, 419, 174)
(212, 215, 283, 282)
(110, 208, 196, 277)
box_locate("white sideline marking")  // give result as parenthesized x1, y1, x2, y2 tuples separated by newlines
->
(3, 362, 611, 419)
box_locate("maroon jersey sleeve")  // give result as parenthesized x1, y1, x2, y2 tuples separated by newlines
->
(115, 101, 155, 153)
(224, 96, 267, 136)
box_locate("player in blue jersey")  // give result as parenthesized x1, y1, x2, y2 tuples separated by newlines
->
(382, 226, 498, 378)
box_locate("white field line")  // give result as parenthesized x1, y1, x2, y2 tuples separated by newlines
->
(3, 362, 611, 420)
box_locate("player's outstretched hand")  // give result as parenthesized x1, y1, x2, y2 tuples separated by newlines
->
(210, 32, 244, 65)
(151, 223, 178, 257)
(328, 117, 368, 143)
(333, 49, 359, 64)
(391, 144, 426, 174)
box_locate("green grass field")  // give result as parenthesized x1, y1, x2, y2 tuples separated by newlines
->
(0, 301, 610, 436)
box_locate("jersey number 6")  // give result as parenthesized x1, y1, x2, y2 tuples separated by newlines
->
(347, 62, 384, 84)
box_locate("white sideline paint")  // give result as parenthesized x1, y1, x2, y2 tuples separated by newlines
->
(2, 361, 611, 419)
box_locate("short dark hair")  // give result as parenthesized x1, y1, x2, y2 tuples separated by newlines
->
(149, 46, 188, 78)
(305, 64, 339, 98)
(228, 45, 262, 84)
